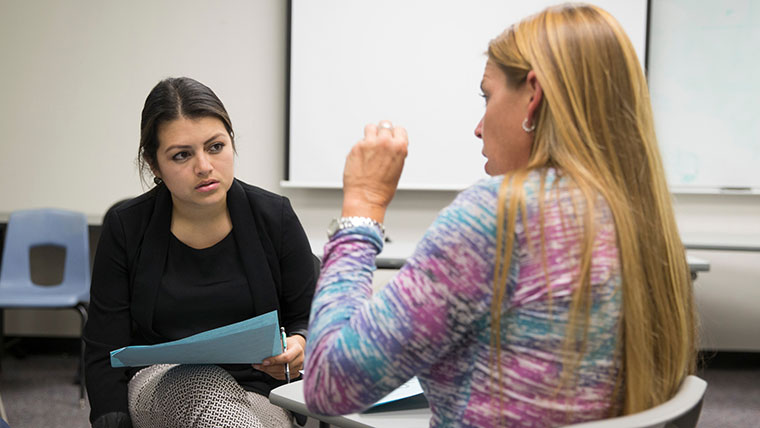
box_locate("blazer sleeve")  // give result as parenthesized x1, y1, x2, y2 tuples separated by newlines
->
(277, 197, 317, 339)
(83, 208, 134, 423)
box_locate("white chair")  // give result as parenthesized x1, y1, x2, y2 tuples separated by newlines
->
(563, 375, 707, 428)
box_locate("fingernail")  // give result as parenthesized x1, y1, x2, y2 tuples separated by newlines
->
(263, 361, 271, 366)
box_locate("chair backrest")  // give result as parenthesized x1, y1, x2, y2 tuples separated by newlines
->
(0, 208, 90, 299)
(562, 375, 707, 428)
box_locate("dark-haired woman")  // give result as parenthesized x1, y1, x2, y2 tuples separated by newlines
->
(84, 77, 316, 428)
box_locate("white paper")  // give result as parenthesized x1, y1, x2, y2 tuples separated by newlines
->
(372, 377, 424, 407)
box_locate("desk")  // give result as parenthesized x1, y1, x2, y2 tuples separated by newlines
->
(312, 239, 712, 279)
(377, 254, 710, 281)
(687, 255, 710, 280)
(683, 233, 760, 253)
(376, 256, 711, 281)
(269, 380, 431, 428)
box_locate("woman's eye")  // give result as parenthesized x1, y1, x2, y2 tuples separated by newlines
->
(209, 142, 225, 153)
(172, 151, 190, 161)
(479, 92, 488, 105)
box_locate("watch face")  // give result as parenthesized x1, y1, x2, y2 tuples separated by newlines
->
(327, 218, 340, 238)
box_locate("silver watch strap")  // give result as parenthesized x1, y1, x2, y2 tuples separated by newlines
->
(338, 216, 384, 235)
(328, 216, 386, 241)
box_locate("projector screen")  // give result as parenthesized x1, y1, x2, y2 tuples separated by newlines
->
(286, 0, 649, 190)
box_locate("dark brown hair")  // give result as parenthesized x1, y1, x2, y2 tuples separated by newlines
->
(138, 77, 235, 185)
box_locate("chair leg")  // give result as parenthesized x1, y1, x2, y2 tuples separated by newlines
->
(76, 303, 88, 409)
(0, 308, 4, 374)
(0, 389, 7, 424)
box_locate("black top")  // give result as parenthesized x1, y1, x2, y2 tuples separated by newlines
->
(83, 179, 317, 424)
(155, 232, 269, 393)
(154, 232, 252, 338)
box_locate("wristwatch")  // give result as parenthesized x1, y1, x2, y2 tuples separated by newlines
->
(327, 216, 385, 240)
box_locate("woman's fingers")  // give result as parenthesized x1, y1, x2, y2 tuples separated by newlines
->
(364, 120, 403, 143)
(252, 336, 305, 380)
(376, 120, 394, 136)
(252, 359, 299, 380)
(392, 126, 408, 149)
(364, 122, 378, 138)
(342, 121, 408, 220)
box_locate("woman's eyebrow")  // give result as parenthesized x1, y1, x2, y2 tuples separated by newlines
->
(163, 133, 227, 153)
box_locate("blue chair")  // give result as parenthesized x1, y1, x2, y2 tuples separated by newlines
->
(0, 208, 90, 407)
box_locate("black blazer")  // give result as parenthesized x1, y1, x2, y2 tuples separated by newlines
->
(83, 179, 317, 423)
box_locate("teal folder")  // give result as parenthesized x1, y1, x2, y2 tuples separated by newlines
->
(110, 310, 282, 368)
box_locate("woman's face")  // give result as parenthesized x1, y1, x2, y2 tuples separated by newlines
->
(153, 116, 234, 211)
(474, 60, 535, 176)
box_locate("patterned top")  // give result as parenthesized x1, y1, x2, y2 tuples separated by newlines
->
(304, 169, 622, 427)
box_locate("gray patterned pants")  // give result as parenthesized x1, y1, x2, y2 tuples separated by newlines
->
(128, 364, 293, 428)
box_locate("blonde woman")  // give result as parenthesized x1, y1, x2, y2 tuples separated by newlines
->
(303, 3, 696, 427)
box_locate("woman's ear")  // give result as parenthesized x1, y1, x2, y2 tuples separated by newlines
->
(525, 70, 543, 121)
(150, 165, 161, 180)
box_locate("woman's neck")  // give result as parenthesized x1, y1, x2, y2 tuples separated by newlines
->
(170, 198, 232, 249)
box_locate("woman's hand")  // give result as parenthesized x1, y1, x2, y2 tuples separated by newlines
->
(252, 335, 306, 381)
(341, 121, 408, 222)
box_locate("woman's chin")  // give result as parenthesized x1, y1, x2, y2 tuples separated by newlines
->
(484, 161, 501, 177)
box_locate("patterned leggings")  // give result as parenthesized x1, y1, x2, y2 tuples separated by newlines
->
(128, 364, 293, 428)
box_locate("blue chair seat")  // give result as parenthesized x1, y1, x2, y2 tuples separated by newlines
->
(0, 287, 89, 307)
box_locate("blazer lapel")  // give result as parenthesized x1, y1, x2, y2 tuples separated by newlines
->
(131, 184, 172, 342)
(227, 180, 280, 316)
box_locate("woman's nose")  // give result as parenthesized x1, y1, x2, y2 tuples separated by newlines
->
(474, 117, 483, 139)
(195, 153, 213, 175)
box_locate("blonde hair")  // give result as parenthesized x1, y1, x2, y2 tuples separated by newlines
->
(487, 3, 696, 416)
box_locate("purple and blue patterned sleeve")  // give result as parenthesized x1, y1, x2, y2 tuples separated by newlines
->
(303, 181, 500, 415)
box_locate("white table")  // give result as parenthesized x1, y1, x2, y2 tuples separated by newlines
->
(683, 233, 760, 253)
(313, 239, 712, 278)
(687, 255, 710, 280)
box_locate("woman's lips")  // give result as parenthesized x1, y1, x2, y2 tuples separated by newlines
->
(195, 181, 220, 192)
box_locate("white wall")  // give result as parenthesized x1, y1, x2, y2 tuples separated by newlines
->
(0, 0, 288, 221)
(1, 1, 758, 351)
(671, 194, 760, 351)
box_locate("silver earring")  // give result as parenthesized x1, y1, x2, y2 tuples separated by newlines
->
(522, 118, 536, 133)
(153, 176, 163, 185)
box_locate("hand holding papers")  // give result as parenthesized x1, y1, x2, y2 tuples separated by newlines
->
(110, 310, 281, 368)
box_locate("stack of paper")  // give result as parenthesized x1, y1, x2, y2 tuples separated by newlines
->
(110, 310, 282, 368)
(371, 377, 424, 407)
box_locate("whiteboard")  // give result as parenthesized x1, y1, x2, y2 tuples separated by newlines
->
(648, 0, 760, 192)
(287, 0, 649, 190)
